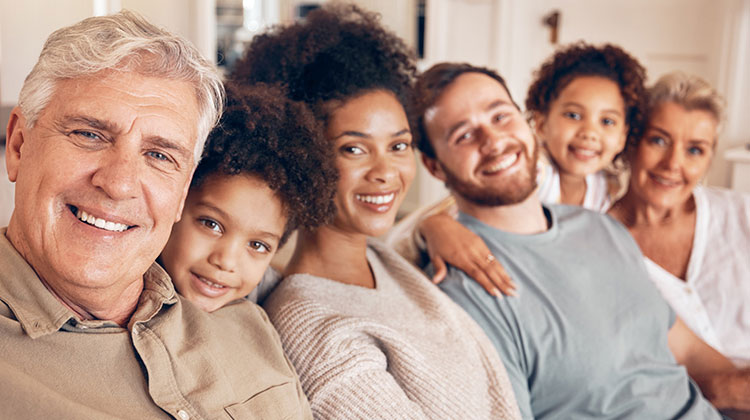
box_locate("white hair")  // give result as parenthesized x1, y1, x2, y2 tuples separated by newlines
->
(18, 10, 224, 161)
(648, 71, 725, 132)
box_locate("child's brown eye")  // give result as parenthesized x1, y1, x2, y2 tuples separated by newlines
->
(249, 241, 270, 253)
(199, 218, 222, 233)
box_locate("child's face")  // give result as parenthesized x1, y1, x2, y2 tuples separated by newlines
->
(535, 76, 628, 177)
(160, 174, 287, 312)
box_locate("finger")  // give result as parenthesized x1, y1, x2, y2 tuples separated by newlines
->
(482, 256, 516, 296)
(465, 264, 500, 296)
(431, 254, 447, 284)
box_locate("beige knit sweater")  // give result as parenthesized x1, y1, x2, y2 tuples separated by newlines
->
(264, 239, 520, 420)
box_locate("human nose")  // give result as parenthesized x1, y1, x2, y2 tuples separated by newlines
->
(479, 124, 505, 155)
(577, 117, 599, 141)
(90, 145, 140, 200)
(366, 153, 398, 183)
(207, 239, 239, 273)
(661, 143, 684, 170)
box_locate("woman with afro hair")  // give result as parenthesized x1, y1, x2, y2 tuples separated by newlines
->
(231, 4, 520, 419)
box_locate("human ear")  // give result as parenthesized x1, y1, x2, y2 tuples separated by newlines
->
(5, 107, 27, 182)
(531, 112, 547, 141)
(421, 153, 447, 183)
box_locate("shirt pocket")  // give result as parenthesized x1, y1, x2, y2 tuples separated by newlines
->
(224, 382, 303, 420)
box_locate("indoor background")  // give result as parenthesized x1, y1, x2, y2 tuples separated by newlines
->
(1, 0, 749, 227)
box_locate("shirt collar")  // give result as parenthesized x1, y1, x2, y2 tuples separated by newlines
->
(0, 228, 177, 338)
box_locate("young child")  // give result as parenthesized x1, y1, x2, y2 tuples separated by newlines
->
(159, 83, 337, 312)
(528, 42, 646, 210)
(387, 42, 647, 294)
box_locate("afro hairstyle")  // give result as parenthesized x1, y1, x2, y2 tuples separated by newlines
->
(229, 3, 417, 124)
(192, 82, 338, 245)
(525, 42, 647, 161)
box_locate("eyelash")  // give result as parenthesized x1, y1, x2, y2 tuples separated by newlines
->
(199, 218, 222, 233)
(249, 241, 271, 253)
(73, 130, 102, 140)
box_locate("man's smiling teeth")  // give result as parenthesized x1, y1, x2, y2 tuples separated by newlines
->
(76, 209, 129, 232)
(356, 193, 395, 205)
(198, 276, 225, 289)
(486, 153, 518, 173)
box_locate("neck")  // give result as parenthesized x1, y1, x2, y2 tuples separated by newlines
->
(454, 192, 548, 235)
(285, 224, 374, 288)
(558, 171, 587, 206)
(40, 279, 143, 327)
(610, 189, 695, 228)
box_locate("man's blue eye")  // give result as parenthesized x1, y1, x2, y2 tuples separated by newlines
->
(74, 130, 101, 140)
(563, 112, 581, 120)
(148, 151, 169, 161)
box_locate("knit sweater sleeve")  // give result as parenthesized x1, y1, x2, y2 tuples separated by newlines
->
(268, 298, 430, 420)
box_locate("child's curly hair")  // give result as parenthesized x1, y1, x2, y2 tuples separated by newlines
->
(193, 83, 338, 245)
(229, 3, 417, 125)
(525, 42, 647, 160)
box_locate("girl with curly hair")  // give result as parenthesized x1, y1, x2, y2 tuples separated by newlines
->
(231, 4, 521, 419)
(159, 82, 338, 313)
(391, 43, 647, 295)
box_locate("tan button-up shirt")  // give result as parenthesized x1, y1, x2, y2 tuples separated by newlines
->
(0, 228, 312, 419)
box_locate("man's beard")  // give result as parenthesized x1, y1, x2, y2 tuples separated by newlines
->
(441, 143, 539, 207)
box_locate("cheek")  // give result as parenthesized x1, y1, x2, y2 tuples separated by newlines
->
(399, 156, 417, 185)
(635, 146, 661, 169)
(239, 259, 270, 293)
(686, 157, 712, 181)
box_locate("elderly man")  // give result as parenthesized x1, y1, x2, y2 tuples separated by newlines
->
(1, 11, 311, 419)
(414, 62, 750, 419)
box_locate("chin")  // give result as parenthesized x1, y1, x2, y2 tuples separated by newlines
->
(359, 218, 396, 237)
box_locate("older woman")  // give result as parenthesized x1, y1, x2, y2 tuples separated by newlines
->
(608, 72, 750, 368)
(230, 5, 520, 419)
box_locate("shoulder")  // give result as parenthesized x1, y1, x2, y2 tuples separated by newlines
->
(551, 204, 627, 232)
(699, 185, 750, 212)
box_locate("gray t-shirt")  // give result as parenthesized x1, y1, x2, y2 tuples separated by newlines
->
(439, 205, 720, 419)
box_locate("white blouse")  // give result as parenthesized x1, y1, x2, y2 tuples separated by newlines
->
(644, 185, 750, 368)
(536, 164, 615, 212)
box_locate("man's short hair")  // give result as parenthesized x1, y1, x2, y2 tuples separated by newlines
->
(18, 10, 224, 162)
(415, 63, 517, 159)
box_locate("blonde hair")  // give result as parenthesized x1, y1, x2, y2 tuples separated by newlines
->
(18, 10, 224, 161)
(647, 72, 725, 130)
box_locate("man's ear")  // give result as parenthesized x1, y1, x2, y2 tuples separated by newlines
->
(5, 107, 27, 183)
(421, 153, 447, 182)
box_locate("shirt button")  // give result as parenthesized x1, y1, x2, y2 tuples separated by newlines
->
(684, 287, 692, 295)
(177, 409, 189, 420)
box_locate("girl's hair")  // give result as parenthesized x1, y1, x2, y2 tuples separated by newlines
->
(193, 83, 338, 245)
(525, 42, 647, 161)
(229, 3, 417, 125)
